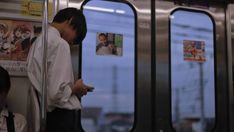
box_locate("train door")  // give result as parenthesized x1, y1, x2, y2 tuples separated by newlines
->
(156, 0, 230, 132)
(227, 3, 234, 132)
(69, 0, 152, 132)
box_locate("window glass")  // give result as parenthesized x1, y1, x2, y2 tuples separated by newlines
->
(81, 1, 135, 132)
(170, 10, 215, 132)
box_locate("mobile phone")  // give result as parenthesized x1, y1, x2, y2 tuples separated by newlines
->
(87, 87, 94, 92)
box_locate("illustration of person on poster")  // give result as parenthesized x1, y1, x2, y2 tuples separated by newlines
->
(0, 20, 12, 59)
(0, 23, 8, 48)
(0, 21, 9, 53)
(96, 32, 123, 56)
(0, 19, 42, 76)
(183, 40, 206, 62)
(9, 21, 32, 61)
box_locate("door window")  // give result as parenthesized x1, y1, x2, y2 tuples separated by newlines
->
(81, 1, 135, 132)
(170, 9, 216, 132)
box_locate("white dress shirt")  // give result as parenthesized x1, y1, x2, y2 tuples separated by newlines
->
(0, 108, 27, 132)
(27, 25, 81, 112)
(96, 46, 112, 55)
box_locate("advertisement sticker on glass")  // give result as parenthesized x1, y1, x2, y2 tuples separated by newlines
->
(183, 40, 206, 62)
(96, 32, 123, 56)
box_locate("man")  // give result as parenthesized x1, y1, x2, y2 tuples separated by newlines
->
(27, 8, 92, 132)
(96, 33, 114, 55)
(0, 66, 27, 132)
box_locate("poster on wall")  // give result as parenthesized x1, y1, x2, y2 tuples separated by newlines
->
(183, 40, 206, 62)
(21, 0, 53, 19)
(96, 32, 123, 56)
(0, 19, 41, 76)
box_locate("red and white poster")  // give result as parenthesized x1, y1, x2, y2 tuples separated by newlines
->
(183, 40, 206, 62)
(0, 19, 41, 76)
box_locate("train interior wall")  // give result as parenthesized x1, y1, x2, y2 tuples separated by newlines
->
(1, 0, 234, 132)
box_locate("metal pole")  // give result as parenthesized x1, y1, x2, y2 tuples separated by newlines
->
(199, 63, 205, 132)
(112, 65, 118, 112)
(226, 4, 234, 132)
(41, 0, 48, 131)
(175, 88, 181, 131)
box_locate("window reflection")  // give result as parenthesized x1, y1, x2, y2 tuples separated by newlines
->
(81, 1, 135, 132)
(170, 10, 215, 132)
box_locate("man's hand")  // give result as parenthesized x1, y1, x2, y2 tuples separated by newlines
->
(72, 79, 93, 97)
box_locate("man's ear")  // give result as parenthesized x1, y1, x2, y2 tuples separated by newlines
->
(67, 18, 73, 25)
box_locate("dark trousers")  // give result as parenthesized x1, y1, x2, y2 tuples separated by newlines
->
(46, 108, 81, 132)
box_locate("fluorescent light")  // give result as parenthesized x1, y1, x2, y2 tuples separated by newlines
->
(83, 6, 126, 14)
(115, 10, 125, 14)
(83, 6, 114, 13)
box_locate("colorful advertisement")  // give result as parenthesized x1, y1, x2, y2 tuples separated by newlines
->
(21, 0, 53, 19)
(183, 40, 206, 62)
(96, 32, 123, 56)
(0, 19, 41, 76)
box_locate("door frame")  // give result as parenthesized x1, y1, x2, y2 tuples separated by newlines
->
(155, 1, 230, 131)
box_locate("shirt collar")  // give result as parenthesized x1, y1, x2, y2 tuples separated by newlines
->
(49, 25, 61, 37)
(0, 108, 8, 117)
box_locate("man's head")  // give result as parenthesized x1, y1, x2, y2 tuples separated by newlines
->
(52, 8, 87, 45)
(98, 33, 107, 45)
(0, 66, 11, 108)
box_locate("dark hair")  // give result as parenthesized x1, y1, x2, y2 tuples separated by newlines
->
(98, 33, 106, 38)
(53, 7, 87, 44)
(0, 66, 11, 94)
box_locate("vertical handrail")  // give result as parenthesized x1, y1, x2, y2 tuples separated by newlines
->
(199, 63, 205, 132)
(226, 4, 234, 132)
(40, 0, 48, 131)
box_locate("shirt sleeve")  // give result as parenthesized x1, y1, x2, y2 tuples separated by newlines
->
(27, 38, 43, 93)
(14, 113, 27, 132)
(47, 42, 74, 107)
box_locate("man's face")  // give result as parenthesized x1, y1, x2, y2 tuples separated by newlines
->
(99, 35, 107, 44)
(62, 23, 77, 45)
